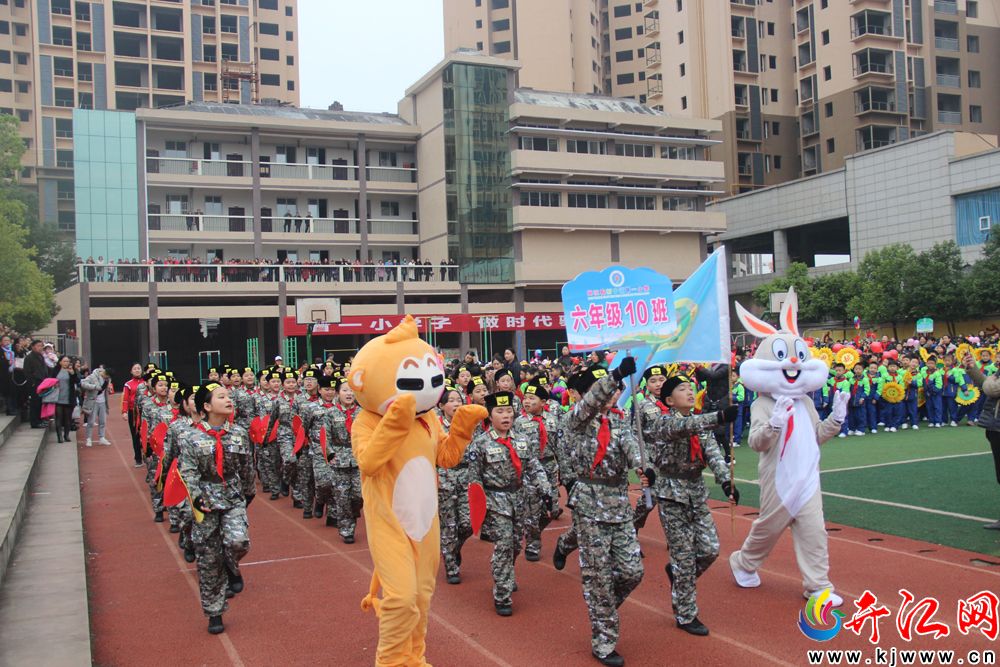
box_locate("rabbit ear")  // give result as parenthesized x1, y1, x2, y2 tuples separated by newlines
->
(780, 287, 799, 336)
(735, 300, 778, 338)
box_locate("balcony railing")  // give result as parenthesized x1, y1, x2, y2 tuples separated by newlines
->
(934, 36, 959, 51)
(366, 166, 417, 183)
(737, 163, 752, 176)
(261, 162, 359, 181)
(146, 156, 251, 177)
(934, 0, 958, 14)
(147, 214, 419, 236)
(148, 213, 252, 232)
(851, 23, 892, 38)
(854, 61, 894, 76)
(856, 99, 897, 113)
(937, 110, 961, 124)
(936, 73, 960, 87)
(77, 262, 458, 284)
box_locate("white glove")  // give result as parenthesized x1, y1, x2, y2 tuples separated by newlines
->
(831, 390, 849, 423)
(768, 396, 794, 430)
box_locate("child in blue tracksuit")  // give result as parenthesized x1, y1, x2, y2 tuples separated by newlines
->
(941, 355, 960, 426)
(831, 364, 852, 437)
(865, 363, 881, 433)
(731, 366, 746, 446)
(880, 358, 905, 431)
(924, 356, 945, 428)
(902, 356, 923, 430)
(812, 377, 832, 420)
(945, 356, 974, 425)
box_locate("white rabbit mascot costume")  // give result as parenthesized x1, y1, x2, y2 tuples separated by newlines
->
(728, 288, 849, 606)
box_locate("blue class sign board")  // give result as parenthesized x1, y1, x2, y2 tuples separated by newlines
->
(561, 266, 677, 353)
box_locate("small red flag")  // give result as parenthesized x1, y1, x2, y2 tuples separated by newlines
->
(293, 421, 306, 455)
(151, 422, 168, 459)
(140, 419, 149, 455)
(468, 482, 487, 535)
(319, 427, 328, 462)
(266, 416, 280, 443)
(249, 416, 266, 446)
(163, 459, 204, 523)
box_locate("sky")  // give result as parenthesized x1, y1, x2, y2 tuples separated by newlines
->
(299, 0, 445, 114)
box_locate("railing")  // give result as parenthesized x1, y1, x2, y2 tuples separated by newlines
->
(856, 99, 897, 113)
(854, 61, 894, 75)
(934, 36, 959, 51)
(366, 166, 417, 184)
(851, 23, 892, 38)
(737, 164, 752, 176)
(261, 162, 359, 181)
(934, 0, 957, 14)
(147, 214, 420, 235)
(859, 139, 895, 151)
(937, 110, 961, 124)
(77, 263, 458, 284)
(935, 73, 960, 87)
(734, 96, 748, 107)
(146, 156, 251, 177)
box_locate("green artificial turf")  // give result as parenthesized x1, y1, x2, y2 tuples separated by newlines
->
(704, 425, 1000, 557)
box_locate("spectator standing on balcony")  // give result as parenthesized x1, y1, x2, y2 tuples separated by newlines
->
(305, 211, 313, 233)
(283, 210, 293, 233)
(424, 259, 432, 281)
(294, 209, 303, 233)
(186, 210, 197, 231)
(440, 261, 447, 282)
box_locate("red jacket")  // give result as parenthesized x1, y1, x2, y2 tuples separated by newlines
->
(122, 378, 142, 415)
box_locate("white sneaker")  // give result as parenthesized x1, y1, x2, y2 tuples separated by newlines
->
(950, 421, 958, 427)
(838, 433, 847, 438)
(889, 427, 897, 433)
(871, 429, 878, 434)
(901, 423, 909, 430)
(804, 589, 844, 608)
(98, 438, 111, 446)
(85, 438, 92, 447)
(730, 553, 761, 588)
(877, 422, 885, 427)
(912, 425, 919, 430)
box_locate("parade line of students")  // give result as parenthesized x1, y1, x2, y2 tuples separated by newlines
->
(119, 338, 998, 666)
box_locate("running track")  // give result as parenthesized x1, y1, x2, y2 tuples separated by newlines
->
(80, 399, 999, 666)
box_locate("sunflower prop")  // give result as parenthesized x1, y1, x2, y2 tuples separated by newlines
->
(694, 388, 706, 413)
(955, 342, 974, 364)
(956, 386, 981, 406)
(976, 347, 995, 362)
(881, 382, 905, 404)
(835, 347, 860, 370)
(918, 347, 930, 363)
(812, 347, 834, 368)
(917, 387, 926, 409)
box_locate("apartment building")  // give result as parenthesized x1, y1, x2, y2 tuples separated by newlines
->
(445, 0, 999, 195)
(0, 0, 298, 235)
(54, 51, 725, 383)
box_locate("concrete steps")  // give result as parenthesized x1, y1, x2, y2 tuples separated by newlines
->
(0, 427, 92, 666)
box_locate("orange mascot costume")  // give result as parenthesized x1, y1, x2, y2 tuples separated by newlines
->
(349, 315, 488, 667)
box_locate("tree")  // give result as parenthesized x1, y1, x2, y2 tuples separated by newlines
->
(751, 262, 811, 316)
(0, 211, 55, 332)
(968, 230, 1000, 317)
(809, 271, 859, 324)
(846, 244, 919, 339)
(0, 114, 24, 182)
(910, 241, 968, 334)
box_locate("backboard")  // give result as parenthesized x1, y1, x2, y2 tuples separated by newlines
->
(295, 297, 342, 325)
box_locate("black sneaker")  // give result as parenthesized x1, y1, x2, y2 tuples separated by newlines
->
(553, 545, 567, 571)
(292, 500, 303, 509)
(208, 615, 224, 634)
(446, 574, 461, 585)
(677, 617, 709, 636)
(592, 649, 624, 666)
(343, 534, 355, 544)
(269, 492, 280, 501)
(280, 482, 290, 497)
(154, 512, 164, 523)
(984, 520, 1000, 531)
(665, 562, 675, 586)
(227, 571, 244, 594)
(494, 602, 512, 617)
(184, 548, 196, 563)
(326, 515, 336, 527)
(169, 525, 180, 534)
(313, 503, 325, 518)
(525, 551, 540, 562)
(303, 509, 313, 519)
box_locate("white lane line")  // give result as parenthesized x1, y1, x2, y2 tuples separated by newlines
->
(820, 451, 990, 475)
(239, 549, 371, 568)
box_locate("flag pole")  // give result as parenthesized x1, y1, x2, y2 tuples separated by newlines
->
(628, 347, 654, 510)
(728, 367, 736, 537)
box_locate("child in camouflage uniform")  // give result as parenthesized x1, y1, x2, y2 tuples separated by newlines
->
(142, 373, 174, 523)
(269, 370, 301, 500)
(322, 377, 362, 541)
(646, 374, 740, 636)
(255, 371, 283, 498)
(513, 378, 559, 561)
(178, 383, 255, 635)
(466, 391, 550, 616)
(436, 386, 472, 584)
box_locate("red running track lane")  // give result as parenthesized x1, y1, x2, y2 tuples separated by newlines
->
(80, 398, 999, 666)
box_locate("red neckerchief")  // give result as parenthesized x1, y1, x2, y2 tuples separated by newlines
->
(195, 422, 227, 486)
(593, 415, 611, 473)
(655, 399, 669, 414)
(321, 401, 336, 409)
(523, 410, 548, 456)
(671, 408, 705, 462)
(493, 430, 522, 479)
(281, 391, 298, 404)
(336, 403, 354, 433)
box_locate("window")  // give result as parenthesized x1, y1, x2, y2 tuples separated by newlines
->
(492, 19, 509, 31)
(821, 0, 828, 7)
(258, 0, 277, 8)
(770, 88, 778, 103)
(769, 55, 776, 69)
(616, 73, 634, 84)
(16, 80, 27, 93)
(967, 1, 978, 18)
(16, 53, 27, 65)
(77, 62, 92, 81)
(204, 74, 217, 91)
(493, 41, 511, 54)
(518, 136, 557, 151)
(618, 195, 655, 210)
(259, 22, 279, 36)
(51, 0, 70, 15)
(286, 55, 294, 66)
(636, 25, 643, 36)
(774, 155, 782, 169)
(680, 95, 687, 109)
(54, 57, 73, 77)
(969, 70, 980, 88)
(380, 201, 400, 217)
(53, 26, 73, 46)
(203, 45, 217, 62)
(615, 143, 654, 158)
(77, 92, 92, 108)
(56, 150, 73, 168)
(16, 110, 28, 122)
(967, 35, 979, 52)
(613, 4, 631, 17)
(679, 63, 685, 76)
(77, 32, 91, 51)
(616, 50, 633, 62)
(678, 30, 684, 44)
(54, 87, 74, 106)
(614, 27, 632, 40)
(827, 138, 835, 153)
(764, 155, 771, 173)
(285, 30, 293, 41)
(14, 24, 26, 37)
(220, 15, 237, 33)
(822, 65, 832, 81)
(767, 22, 775, 36)
(475, 19, 482, 28)
(821, 30, 829, 45)
(519, 191, 560, 207)
(567, 193, 608, 208)
(979, 215, 992, 232)
(567, 140, 606, 154)
(76, 2, 91, 21)
(663, 145, 700, 159)
(203, 16, 215, 34)
(825, 102, 833, 117)
(261, 73, 280, 86)
(285, 5, 293, 16)
(491, 0, 508, 8)
(476, 41, 483, 50)
(286, 80, 294, 91)
(221, 44, 238, 61)
(260, 47, 279, 61)
(676, 0, 682, 9)
(0, 22, 7, 35)
(970, 105, 982, 123)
